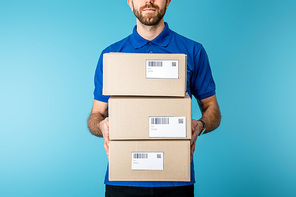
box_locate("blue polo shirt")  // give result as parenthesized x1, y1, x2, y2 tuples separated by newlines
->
(93, 23, 216, 187)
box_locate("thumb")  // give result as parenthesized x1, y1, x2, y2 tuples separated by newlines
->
(105, 117, 109, 128)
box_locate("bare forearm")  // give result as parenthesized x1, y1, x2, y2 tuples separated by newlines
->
(198, 95, 221, 134)
(88, 112, 105, 137)
(200, 104, 221, 134)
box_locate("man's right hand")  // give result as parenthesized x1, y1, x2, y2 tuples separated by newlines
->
(99, 117, 110, 159)
(88, 100, 109, 158)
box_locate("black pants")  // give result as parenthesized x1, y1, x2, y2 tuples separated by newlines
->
(105, 184, 194, 197)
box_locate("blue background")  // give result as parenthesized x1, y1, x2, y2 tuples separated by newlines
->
(1, 0, 295, 196)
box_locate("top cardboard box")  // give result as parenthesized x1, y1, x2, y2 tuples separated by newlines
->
(103, 53, 187, 97)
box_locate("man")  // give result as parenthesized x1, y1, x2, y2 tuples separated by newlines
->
(88, 0, 221, 196)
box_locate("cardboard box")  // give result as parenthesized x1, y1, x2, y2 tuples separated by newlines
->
(103, 53, 187, 97)
(109, 95, 192, 140)
(109, 140, 190, 181)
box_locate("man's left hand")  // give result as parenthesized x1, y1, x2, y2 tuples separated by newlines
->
(191, 119, 203, 160)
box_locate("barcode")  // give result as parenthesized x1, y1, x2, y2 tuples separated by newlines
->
(172, 62, 176, 67)
(178, 119, 184, 124)
(133, 153, 148, 159)
(157, 154, 162, 159)
(151, 118, 169, 124)
(148, 61, 163, 67)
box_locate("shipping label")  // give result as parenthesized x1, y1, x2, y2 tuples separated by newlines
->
(131, 152, 164, 170)
(149, 116, 186, 138)
(146, 60, 179, 79)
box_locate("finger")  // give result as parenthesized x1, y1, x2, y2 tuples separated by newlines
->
(105, 129, 109, 139)
(190, 143, 194, 161)
(106, 117, 109, 128)
(104, 142, 109, 158)
(106, 148, 109, 159)
(103, 120, 110, 146)
(192, 119, 197, 128)
(104, 141, 109, 150)
(104, 135, 109, 148)
(191, 122, 197, 130)
(191, 129, 198, 145)
(191, 120, 199, 145)
(104, 142, 108, 153)
(194, 124, 199, 140)
(191, 128, 196, 145)
(192, 123, 197, 133)
(190, 137, 194, 145)
(104, 130, 109, 142)
(103, 131, 109, 142)
(192, 142, 196, 156)
(190, 133, 196, 145)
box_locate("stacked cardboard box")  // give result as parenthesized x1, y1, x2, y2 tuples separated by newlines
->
(103, 53, 191, 181)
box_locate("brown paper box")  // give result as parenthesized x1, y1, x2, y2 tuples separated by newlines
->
(109, 140, 191, 182)
(109, 95, 192, 140)
(103, 53, 187, 97)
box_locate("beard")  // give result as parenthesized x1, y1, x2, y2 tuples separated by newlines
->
(133, 3, 167, 26)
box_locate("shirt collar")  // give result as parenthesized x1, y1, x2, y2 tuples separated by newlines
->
(131, 22, 173, 49)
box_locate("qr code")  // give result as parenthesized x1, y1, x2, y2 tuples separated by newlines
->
(172, 62, 176, 67)
(157, 154, 162, 159)
(178, 119, 184, 124)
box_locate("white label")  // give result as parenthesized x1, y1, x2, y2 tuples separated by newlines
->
(146, 60, 179, 79)
(149, 116, 186, 138)
(132, 152, 164, 170)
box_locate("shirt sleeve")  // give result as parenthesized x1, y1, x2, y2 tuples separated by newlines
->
(93, 50, 110, 103)
(190, 45, 216, 100)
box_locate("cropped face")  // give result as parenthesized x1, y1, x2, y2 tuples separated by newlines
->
(129, 0, 170, 26)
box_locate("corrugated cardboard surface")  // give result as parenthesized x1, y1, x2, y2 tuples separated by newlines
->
(109, 140, 190, 181)
(109, 95, 192, 140)
(103, 53, 187, 97)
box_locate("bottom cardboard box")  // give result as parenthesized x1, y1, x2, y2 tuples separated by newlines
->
(109, 140, 190, 182)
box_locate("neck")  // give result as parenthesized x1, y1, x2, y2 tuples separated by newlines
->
(136, 19, 165, 41)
